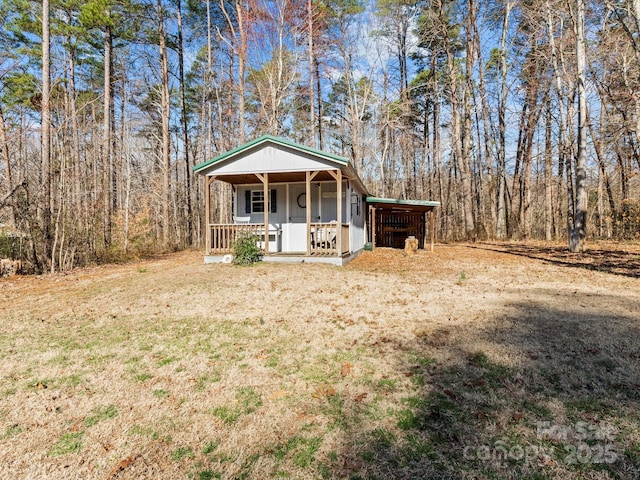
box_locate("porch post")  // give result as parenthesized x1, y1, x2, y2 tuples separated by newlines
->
(370, 204, 376, 250)
(306, 171, 311, 256)
(346, 181, 351, 253)
(205, 176, 215, 255)
(423, 212, 428, 250)
(233, 186, 237, 219)
(429, 209, 435, 252)
(263, 173, 269, 255)
(285, 183, 290, 252)
(336, 169, 342, 256)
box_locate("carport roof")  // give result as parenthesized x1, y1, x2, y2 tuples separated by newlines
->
(366, 197, 440, 211)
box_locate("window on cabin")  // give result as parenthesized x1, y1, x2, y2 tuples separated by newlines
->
(251, 190, 264, 213)
(245, 189, 276, 213)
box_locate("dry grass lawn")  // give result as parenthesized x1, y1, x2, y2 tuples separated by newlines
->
(1, 242, 639, 479)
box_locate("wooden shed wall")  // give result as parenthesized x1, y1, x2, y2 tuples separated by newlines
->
(373, 210, 425, 249)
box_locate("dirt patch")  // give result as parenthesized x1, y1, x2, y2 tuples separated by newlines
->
(0, 243, 639, 479)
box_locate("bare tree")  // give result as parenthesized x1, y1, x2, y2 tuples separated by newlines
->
(42, 0, 53, 271)
(157, 0, 172, 247)
(496, 0, 513, 239)
(176, 0, 193, 246)
(439, 0, 474, 238)
(103, 19, 113, 248)
(0, 106, 13, 226)
(569, 0, 588, 251)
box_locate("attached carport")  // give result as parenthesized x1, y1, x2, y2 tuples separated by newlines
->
(366, 197, 440, 252)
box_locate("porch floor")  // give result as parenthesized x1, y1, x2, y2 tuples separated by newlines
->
(204, 249, 362, 266)
(270, 251, 346, 257)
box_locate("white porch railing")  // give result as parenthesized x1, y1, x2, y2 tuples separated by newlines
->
(310, 223, 350, 255)
(341, 223, 349, 254)
(208, 223, 350, 256)
(208, 224, 276, 254)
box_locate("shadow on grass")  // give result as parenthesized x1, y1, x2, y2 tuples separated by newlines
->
(468, 243, 640, 279)
(326, 292, 640, 479)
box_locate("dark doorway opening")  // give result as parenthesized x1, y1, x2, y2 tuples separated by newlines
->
(366, 197, 439, 251)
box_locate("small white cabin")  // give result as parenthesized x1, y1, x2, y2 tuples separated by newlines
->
(194, 135, 369, 265)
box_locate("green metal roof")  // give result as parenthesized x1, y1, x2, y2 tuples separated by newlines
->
(193, 134, 349, 173)
(366, 197, 441, 208)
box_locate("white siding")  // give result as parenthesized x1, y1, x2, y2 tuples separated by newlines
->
(318, 182, 347, 223)
(212, 145, 340, 175)
(350, 186, 367, 252)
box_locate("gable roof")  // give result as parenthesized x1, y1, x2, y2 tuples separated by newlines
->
(193, 134, 349, 174)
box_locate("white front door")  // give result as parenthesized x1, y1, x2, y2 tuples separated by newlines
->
(285, 183, 319, 252)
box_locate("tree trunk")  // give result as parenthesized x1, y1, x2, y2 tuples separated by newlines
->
(496, 0, 512, 239)
(157, 0, 172, 247)
(206, 0, 213, 160)
(67, 43, 82, 234)
(474, 12, 494, 237)
(588, 103, 616, 220)
(177, 0, 193, 246)
(308, 0, 316, 147)
(544, 95, 554, 241)
(236, 0, 247, 143)
(315, 59, 323, 150)
(42, 0, 53, 272)
(465, 0, 481, 236)
(547, 2, 570, 242)
(513, 61, 541, 239)
(103, 24, 112, 248)
(569, 0, 588, 252)
(441, 0, 474, 239)
(432, 56, 443, 222)
(0, 105, 14, 226)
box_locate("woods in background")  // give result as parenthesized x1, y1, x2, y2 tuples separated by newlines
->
(0, 0, 639, 272)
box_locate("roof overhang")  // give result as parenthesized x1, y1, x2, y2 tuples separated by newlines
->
(366, 197, 440, 213)
(207, 170, 342, 185)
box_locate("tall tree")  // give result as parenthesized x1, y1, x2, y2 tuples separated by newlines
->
(103, 10, 113, 247)
(570, 0, 588, 251)
(80, 0, 118, 248)
(440, 0, 474, 238)
(156, 0, 172, 247)
(176, 0, 193, 245)
(219, 0, 251, 143)
(496, 0, 513, 239)
(42, 0, 53, 271)
(331, 0, 377, 173)
(0, 105, 13, 226)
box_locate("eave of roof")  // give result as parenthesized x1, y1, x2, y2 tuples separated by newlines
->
(192, 134, 349, 174)
(366, 197, 441, 208)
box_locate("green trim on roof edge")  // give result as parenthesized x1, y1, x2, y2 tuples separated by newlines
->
(366, 197, 441, 207)
(193, 134, 349, 173)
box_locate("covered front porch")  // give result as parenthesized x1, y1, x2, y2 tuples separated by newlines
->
(208, 222, 350, 256)
(195, 135, 368, 265)
(203, 170, 356, 262)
